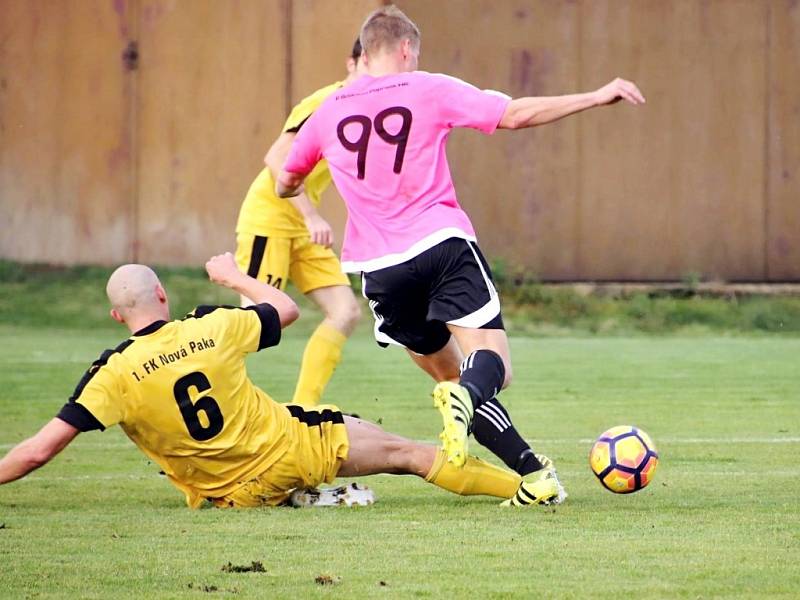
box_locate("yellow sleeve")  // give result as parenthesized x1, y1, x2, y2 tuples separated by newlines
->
(191, 304, 282, 354)
(77, 369, 124, 428)
(68, 357, 126, 430)
(282, 81, 343, 133)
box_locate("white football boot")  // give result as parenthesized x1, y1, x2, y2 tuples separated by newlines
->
(289, 483, 376, 507)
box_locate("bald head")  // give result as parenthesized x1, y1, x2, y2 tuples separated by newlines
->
(106, 264, 169, 327)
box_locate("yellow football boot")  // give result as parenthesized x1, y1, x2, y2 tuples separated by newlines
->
(500, 455, 568, 506)
(432, 382, 474, 468)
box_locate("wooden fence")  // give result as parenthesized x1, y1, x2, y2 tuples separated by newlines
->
(1, 0, 798, 280)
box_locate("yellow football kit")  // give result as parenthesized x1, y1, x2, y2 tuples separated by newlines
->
(235, 80, 349, 293)
(235, 81, 352, 407)
(56, 304, 349, 508)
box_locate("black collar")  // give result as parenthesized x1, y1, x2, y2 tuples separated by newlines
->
(133, 320, 168, 336)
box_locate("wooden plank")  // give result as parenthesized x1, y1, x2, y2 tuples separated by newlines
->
(579, 0, 767, 281)
(135, 0, 286, 265)
(289, 0, 379, 103)
(767, 1, 800, 281)
(1, 0, 785, 282)
(0, 0, 135, 264)
(382, 0, 582, 279)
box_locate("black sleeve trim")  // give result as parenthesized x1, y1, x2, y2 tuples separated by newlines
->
(68, 339, 133, 405)
(245, 303, 282, 350)
(57, 403, 105, 432)
(284, 114, 311, 134)
(186, 304, 281, 350)
(190, 305, 236, 319)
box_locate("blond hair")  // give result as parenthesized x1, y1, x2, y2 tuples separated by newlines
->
(359, 5, 421, 57)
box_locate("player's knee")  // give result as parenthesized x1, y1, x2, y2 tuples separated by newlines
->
(342, 297, 362, 328)
(326, 295, 361, 334)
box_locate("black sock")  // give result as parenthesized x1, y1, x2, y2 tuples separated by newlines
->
(459, 349, 505, 409)
(471, 397, 544, 476)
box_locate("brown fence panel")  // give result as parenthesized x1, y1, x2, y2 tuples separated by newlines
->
(0, 0, 136, 264)
(767, 1, 800, 281)
(289, 0, 379, 102)
(135, 0, 286, 265)
(579, 0, 767, 281)
(1, 1, 796, 280)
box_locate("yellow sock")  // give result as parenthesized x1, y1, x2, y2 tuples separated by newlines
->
(292, 322, 347, 406)
(425, 449, 522, 499)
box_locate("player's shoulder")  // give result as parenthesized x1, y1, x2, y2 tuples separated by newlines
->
(71, 335, 136, 398)
(294, 80, 345, 114)
(94, 336, 136, 369)
(183, 304, 273, 329)
(415, 70, 477, 89)
(413, 71, 511, 102)
(183, 305, 246, 325)
(285, 80, 344, 133)
(184, 304, 281, 351)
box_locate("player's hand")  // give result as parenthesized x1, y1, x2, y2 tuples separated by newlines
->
(305, 214, 334, 248)
(593, 78, 646, 106)
(205, 252, 240, 287)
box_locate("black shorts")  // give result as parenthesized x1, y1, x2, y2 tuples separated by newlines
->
(361, 237, 504, 355)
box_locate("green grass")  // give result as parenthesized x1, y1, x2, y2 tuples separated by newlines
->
(498, 283, 800, 336)
(4, 260, 800, 335)
(1, 265, 799, 597)
(1, 324, 798, 598)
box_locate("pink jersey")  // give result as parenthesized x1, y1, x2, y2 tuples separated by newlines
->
(283, 71, 510, 272)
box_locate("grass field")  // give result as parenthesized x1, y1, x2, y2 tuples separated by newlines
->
(1, 315, 799, 598)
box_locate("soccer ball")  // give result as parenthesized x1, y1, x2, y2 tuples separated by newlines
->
(589, 425, 659, 493)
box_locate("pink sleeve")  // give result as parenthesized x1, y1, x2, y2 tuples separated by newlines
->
(433, 74, 511, 134)
(283, 116, 323, 175)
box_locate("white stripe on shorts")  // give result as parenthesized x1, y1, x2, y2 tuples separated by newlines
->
(446, 241, 500, 328)
(361, 273, 406, 349)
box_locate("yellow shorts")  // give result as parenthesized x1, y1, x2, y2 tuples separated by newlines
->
(213, 404, 350, 508)
(235, 232, 350, 294)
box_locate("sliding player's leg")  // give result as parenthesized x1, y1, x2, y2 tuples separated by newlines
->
(339, 416, 522, 500)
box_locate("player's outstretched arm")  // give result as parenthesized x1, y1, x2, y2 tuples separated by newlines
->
(205, 252, 299, 328)
(0, 418, 79, 484)
(498, 77, 645, 130)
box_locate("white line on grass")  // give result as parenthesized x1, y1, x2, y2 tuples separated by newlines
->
(0, 442, 133, 450)
(15, 469, 800, 483)
(3, 437, 799, 451)
(16, 474, 155, 483)
(571, 437, 800, 444)
(212, 436, 800, 445)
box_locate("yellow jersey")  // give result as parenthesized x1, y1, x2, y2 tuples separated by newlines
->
(57, 303, 298, 508)
(236, 81, 344, 237)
